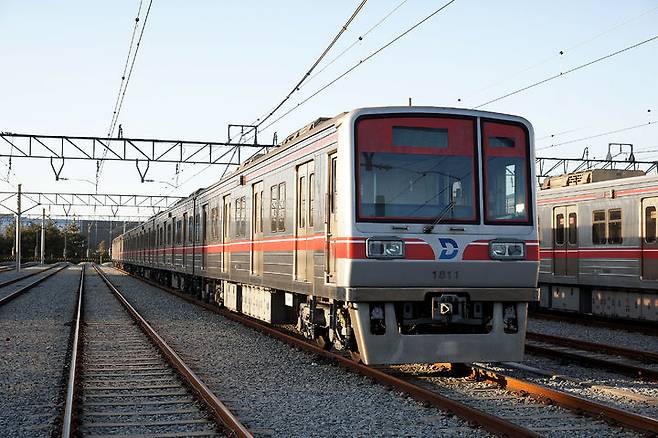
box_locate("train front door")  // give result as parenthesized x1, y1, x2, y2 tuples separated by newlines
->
(553, 205, 578, 276)
(296, 161, 314, 282)
(325, 153, 337, 282)
(641, 198, 658, 280)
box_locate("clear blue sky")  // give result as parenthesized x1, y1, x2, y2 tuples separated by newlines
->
(0, 1, 656, 217)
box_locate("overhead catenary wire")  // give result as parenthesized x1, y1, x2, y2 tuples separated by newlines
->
(537, 119, 657, 151)
(254, 0, 369, 128)
(256, 0, 458, 136)
(97, 0, 154, 190)
(461, 4, 658, 103)
(173, 0, 458, 195)
(300, 0, 409, 91)
(475, 33, 658, 109)
(106, 0, 144, 138)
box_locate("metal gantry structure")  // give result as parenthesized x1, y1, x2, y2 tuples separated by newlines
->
(0, 132, 272, 181)
(0, 186, 185, 271)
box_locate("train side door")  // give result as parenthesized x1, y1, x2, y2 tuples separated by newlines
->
(565, 206, 578, 276)
(296, 161, 314, 282)
(553, 205, 577, 276)
(252, 182, 263, 275)
(325, 153, 337, 282)
(642, 198, 658, 280)
(182, 213, 187, 267)
(201, 204, 208, 270)
(552, 207, 567, 275)
(222, 195, 230, 272)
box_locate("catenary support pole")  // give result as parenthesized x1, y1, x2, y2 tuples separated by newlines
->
(15, 184, 21, 272)
(40, 208, 45, 264)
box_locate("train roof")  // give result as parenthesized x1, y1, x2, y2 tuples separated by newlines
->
(538, 170, 658, 199)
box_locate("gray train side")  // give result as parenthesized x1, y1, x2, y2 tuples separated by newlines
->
(538, 169, 658, 321)
(113, 106, 539, 365)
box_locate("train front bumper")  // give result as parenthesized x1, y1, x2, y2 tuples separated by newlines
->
(349, 301, 529, 365)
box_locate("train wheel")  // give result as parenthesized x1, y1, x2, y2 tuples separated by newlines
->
(316, 329, 331, 351)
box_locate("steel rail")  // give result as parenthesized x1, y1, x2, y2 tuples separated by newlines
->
(525, 343, 658, 381)
(0, 263, 60, 289)
(114, 268, 541, 438)
(527, 331, 658, 363)
(0, 264, 68, 306)
(92, 265, 253, 438)
(472, 365, 658, 435)
(530, 309, 658, 337)
(61, 265, 85, 438)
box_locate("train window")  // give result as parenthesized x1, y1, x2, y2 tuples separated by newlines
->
(608, 209, 623, 244)
(356, 116, 477, 222)
(235, 199, 241, 236)
(270, 183, 286, 232)
(183, 213, 187, 245)
(278, 183, 286, 231)
(592, 210, 606, 244)
(176, 219, 182, 245)
(188, 216, 193, 243)
(253, 183, 263, 234)
(482, 121, 530, 224)
(568, 212, 577, 245)
(554, 213, 565, 245)
(299, 176, 306, 228)
(211, 207, 218, 239)
(646, 206, 656, 243)
(309, 173, 315, 227)
(331, 156, 337, 214)
(195, 214, 201, 243)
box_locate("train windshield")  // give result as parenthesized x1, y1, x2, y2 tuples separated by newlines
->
(355, 116, 478, 222)
(482, 121, 531, 224)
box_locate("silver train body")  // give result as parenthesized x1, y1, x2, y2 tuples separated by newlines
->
(538, 169, 658, 321)
(113, 106, 539, 365)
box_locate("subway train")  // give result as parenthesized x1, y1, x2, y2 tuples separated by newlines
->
(112, 106, 539, 365)
(538, 169, 658, 321)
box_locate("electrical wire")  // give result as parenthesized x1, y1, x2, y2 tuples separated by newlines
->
(462, 4, 658, 103)
(256, 0, 458, 136)
(255, 0, 369, 128)
(299, 0, 409, 91)
(537, 120, 657, 152)
(97, 0, 154, 190)
(106, 0, 144, 138)
(162, 0, 458, 196)
(475, 33, 658, 109)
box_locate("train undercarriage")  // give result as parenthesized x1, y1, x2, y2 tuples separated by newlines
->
(119, 263, 529, 365)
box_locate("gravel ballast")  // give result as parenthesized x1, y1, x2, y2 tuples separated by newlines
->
(0, 265, 80, 437)
(102, 267, 490, 438)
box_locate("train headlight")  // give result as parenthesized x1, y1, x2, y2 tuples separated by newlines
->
(366, 239, 405, 259)
(489, 241, 525, 260)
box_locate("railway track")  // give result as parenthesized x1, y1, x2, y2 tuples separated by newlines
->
(0, 262, 62, 293)
(0, 264, 78, 437)
(530, 309, 658, 337)
(526, 332, 658, 381)
(0, 263, 68, 305)
(59, 265, 251, 437)
(111, 266, 658, 437)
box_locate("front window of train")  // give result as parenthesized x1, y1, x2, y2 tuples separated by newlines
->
(482, 120, 531, 224)
(355, 116, 478, 223)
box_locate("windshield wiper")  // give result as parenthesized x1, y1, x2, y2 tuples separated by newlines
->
(422, 201, 455, 234)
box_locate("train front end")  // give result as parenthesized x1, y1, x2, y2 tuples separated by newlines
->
(339, 107, 538, 364)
